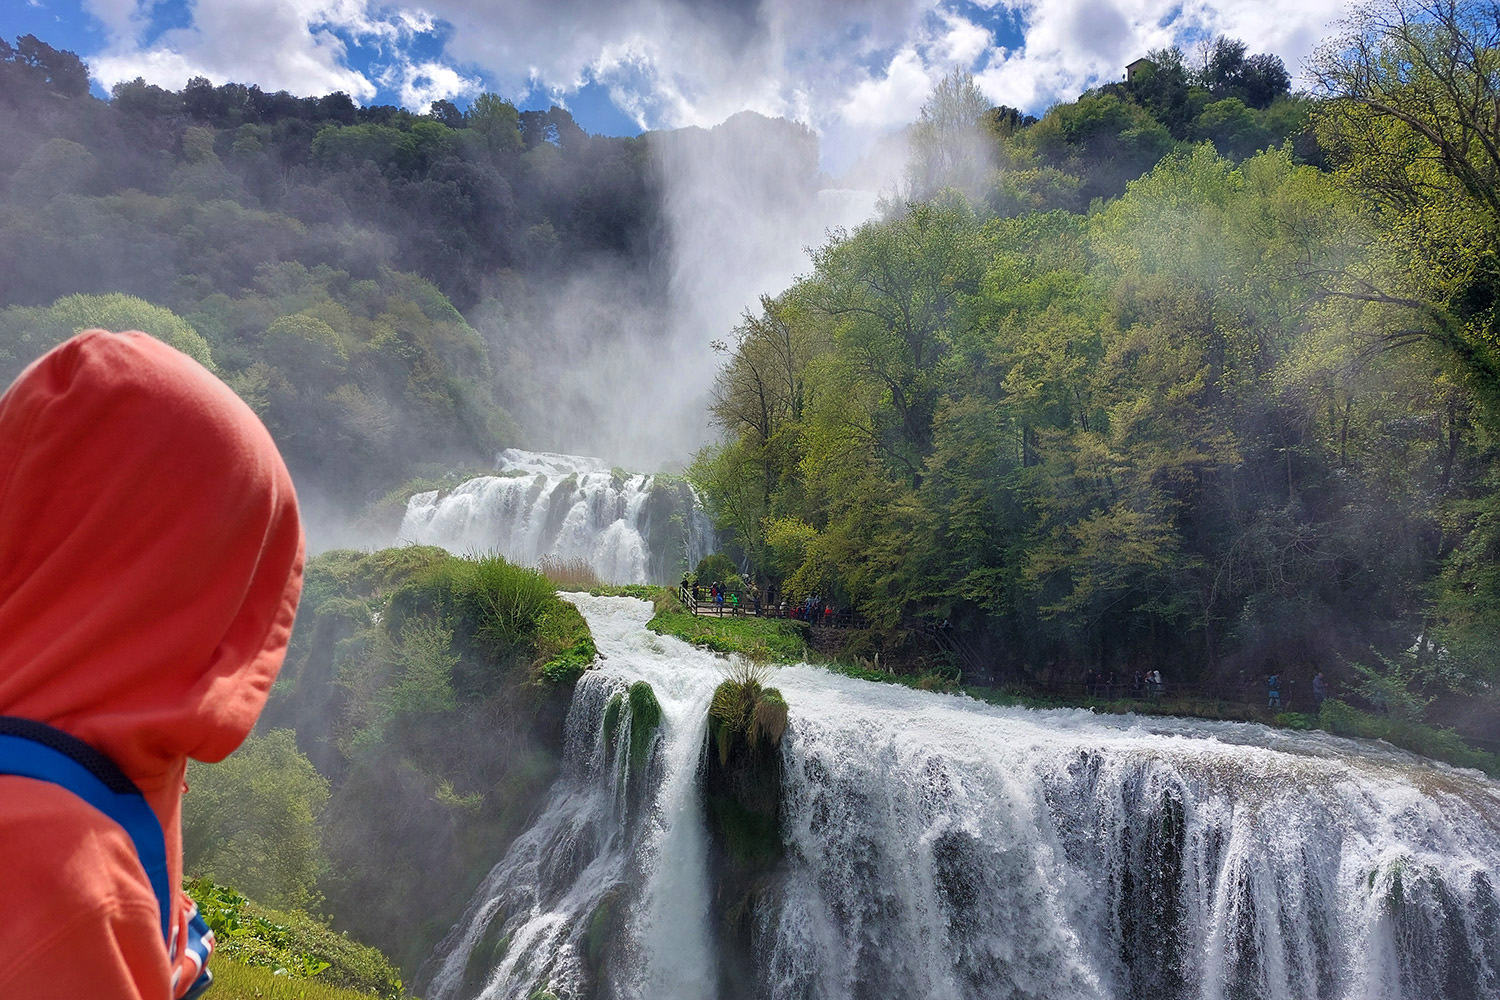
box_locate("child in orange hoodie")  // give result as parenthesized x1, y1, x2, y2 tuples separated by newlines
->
(0, 330, 304, 999)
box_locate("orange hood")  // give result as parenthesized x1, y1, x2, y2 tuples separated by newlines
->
(0, 329, 304, 790)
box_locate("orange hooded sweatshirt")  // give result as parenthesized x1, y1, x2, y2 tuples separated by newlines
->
(0, 330, 304, 999)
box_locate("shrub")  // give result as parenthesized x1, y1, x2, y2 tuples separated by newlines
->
(537, 554, 603, 590)
(1320, 700, 1499, 775)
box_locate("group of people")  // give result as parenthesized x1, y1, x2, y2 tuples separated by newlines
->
(1083, 669, 1166, 699)
(703, 581, 738, 611)
(1268, 670, 1329, 711)
(684, 577, 844, 625)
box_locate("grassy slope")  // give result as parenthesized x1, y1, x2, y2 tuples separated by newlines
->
(208, 960, 391, 1000)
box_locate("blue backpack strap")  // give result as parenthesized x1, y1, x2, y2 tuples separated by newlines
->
(0, 716, 172, 944)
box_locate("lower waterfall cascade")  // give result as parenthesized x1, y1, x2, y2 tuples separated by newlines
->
(397, 449, 714, 584)
(422, 595, 1500, 1000)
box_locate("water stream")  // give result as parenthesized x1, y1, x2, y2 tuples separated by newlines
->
(425, 595, 1500, 1000)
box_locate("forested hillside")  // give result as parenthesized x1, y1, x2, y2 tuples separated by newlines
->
(693, 24, 1500, 739)
(0, 36, 678, 511)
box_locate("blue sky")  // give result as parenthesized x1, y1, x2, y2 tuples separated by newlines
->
(3, 0, 1339, 147)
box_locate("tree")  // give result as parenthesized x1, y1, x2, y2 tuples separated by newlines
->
(1240, 54, 1293, 109)
(1128, 46, 1201, 137)
(812, 202, 983, 486)
(468, 93, 523, 155)
(1194, 98, 1268, 158)
(111, 76, 179, 117)
(906, 69, 995, 202)
(182, 729, 331, 911)
(1193, 36, 1291, 109)
(1311, 0, 1500, 422)
(428, 98, 464, 129)
(0, 295, 213, 384)
(12, 34, 89, 97)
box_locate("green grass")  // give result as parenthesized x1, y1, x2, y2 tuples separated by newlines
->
(587, 583, 679, 610)
(646, 608, 808, 661)
(206, 959, 399, 1000)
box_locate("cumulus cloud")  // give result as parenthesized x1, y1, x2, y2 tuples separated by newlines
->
(379, 58, 481, 109)
(78, 0, 1350, 157)
(84, 0, 434, 101)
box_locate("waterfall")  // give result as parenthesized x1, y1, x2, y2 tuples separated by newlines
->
(425, 595, 1500, 1000)
(397, 450, 714, 584)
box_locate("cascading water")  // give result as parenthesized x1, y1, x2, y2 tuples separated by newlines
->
(426, 595, 1500, 1000)
(396, 450, 715, 584)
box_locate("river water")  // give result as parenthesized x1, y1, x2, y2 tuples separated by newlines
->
(424, 595, 1500, 1000)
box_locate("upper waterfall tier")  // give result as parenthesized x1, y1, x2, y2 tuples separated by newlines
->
(397, 449, 714, 584)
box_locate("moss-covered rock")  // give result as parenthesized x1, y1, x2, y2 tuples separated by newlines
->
(701, 671, 789, 997)
(602, 692, 624, 748)
(460, 915, 510, 998)
(627, 680, 662, 773)
(583, 887, 624, 989)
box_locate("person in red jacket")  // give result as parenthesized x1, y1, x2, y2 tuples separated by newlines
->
(0, 330, 304, 998)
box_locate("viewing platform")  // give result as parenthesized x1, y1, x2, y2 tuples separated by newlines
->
(680, 583, 864, 629)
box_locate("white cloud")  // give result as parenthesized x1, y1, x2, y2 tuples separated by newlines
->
(81, 0, 149, 41)
(79, 0, 1351, 146)
(84, 0, 443, 102)
(379, 58, 481, 108)
(936, 8, 994, 65)
(840, 47, 939, 130)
